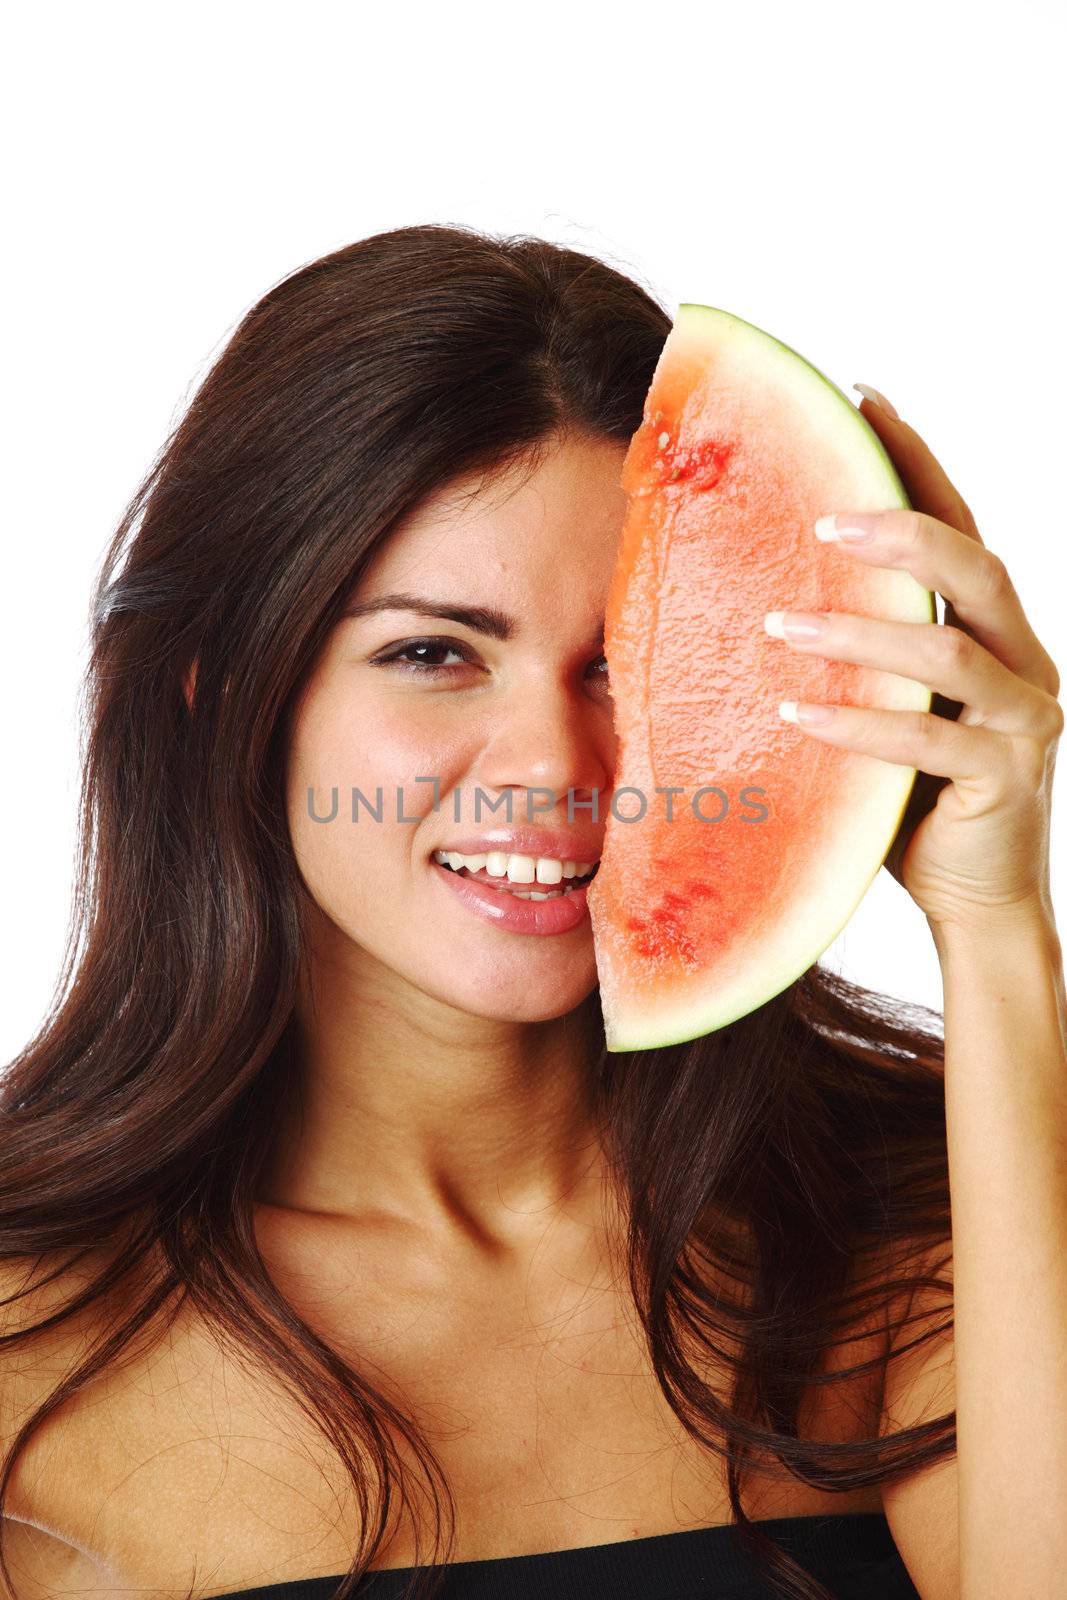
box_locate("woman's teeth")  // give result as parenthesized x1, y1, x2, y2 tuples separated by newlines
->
(432, 849, 598, 899)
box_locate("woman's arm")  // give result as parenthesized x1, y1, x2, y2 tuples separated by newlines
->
(932, 903, 1067, 1599)
(767, 388, 1066, 1598)
(878, 902, 1067, 1600)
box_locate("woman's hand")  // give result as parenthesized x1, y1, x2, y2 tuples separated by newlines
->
(763, 387, 1063, 936)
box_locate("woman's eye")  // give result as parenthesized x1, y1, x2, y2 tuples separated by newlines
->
(375, 637, 474, 675)
(372, 638, 610, 683)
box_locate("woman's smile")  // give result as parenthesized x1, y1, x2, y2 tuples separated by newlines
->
(428, 836, 602, 936)
(433, 850, 598, 894)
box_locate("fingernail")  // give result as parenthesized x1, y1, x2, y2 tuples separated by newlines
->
(814, 514, 875, 543)
(764, 610, 827, 639)
(779, 701, 836, 726)
(853, 383, 900, 420)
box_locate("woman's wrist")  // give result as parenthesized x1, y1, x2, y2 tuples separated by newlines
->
(926, 894, 1062, 970)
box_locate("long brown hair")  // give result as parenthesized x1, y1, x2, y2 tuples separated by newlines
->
(0, 223, 953, 1600)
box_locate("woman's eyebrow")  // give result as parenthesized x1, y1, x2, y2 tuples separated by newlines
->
(342, 594, 515, 641)
(342, 593, 605, 647)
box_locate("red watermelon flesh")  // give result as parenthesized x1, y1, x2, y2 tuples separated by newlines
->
(586, 304, 933, 1052)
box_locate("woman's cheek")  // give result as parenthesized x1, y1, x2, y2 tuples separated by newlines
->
(287, 732, 463, 902)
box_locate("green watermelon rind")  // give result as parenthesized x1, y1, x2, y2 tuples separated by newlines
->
(599, 303, 935, 1052)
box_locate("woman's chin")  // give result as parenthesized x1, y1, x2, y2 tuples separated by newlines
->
(420, 964, 600, 1026)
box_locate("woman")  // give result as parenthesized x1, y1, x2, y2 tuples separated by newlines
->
(2, 223, 1064, 1600)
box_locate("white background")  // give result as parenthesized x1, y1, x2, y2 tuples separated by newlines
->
(2, 0, 1064, 1063)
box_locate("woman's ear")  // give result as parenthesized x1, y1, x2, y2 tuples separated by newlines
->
(183, 658, 198, 712)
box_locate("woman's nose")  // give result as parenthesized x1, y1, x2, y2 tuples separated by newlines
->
(473, 680, 616, 819)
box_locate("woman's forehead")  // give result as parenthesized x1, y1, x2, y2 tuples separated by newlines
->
(370, 439, 627, 572)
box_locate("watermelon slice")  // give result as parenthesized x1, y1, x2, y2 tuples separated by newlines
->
(587, 304, 934, 1051)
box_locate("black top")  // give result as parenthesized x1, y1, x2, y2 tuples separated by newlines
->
(207, 1511, 921, 1599)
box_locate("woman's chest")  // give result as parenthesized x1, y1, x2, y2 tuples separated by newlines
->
(7, 1251, 887, 1596)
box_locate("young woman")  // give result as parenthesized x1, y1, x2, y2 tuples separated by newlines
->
(2, 224, 1064, 1600)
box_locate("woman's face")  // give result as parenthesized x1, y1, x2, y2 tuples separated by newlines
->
(285, 430, 628, 1023)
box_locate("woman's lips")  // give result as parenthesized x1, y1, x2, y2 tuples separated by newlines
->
(430, 859, 594, 936)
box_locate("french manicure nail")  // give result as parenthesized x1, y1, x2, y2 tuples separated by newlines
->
(814, 514, 875, 543)
(764, 611, 827, 639)
(780, 701, 836, 726)
(853, 383, 900, 420)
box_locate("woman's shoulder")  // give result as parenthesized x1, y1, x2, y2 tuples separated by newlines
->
(1, 1253, 82, 1511)
(0, 1248, 163, 1595)
(0, 1238, 148, 1524)
(0, 1238, 367, 1591)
